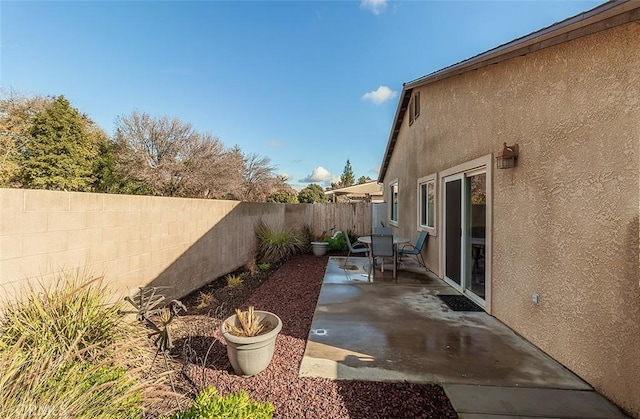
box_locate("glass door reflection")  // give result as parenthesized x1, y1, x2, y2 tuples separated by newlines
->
(465, 172, 486, 299)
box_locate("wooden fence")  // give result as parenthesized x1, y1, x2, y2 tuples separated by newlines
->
(309, 202, 372, 238)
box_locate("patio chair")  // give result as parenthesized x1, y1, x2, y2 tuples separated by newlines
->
(398, 231, 429, 268)
(368, 233, 395, 280)
(344, 233, 368, 262)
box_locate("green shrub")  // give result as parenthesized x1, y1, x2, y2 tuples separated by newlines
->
(324, 231, 347, 252)
(168, 387, 273, 419)
(258, 263, 271, 271)
(255, 220, 306, 263)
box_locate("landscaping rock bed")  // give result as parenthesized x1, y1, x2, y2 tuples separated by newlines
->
(151, 254, 457, 418)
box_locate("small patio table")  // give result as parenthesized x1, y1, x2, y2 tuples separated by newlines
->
(357, 235, 410, 247)
(358, 235, 410, 278)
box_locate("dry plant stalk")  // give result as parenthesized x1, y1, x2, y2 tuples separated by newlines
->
(225, 306, 271, 337)
(195, 292, 215, 309)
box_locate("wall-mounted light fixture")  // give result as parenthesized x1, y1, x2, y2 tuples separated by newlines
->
(496, 143, 519, 169)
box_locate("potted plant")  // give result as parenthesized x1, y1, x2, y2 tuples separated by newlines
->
(310, 240, 329, 256)
(310, 230, 348, 256)
(221, 306, 282, 376)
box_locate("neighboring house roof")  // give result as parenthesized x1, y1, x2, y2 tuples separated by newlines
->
(378, 0, 640, 182)
(324, 181, 383, 198)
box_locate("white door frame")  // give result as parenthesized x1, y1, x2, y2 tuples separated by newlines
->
(439, 154, 493, 313)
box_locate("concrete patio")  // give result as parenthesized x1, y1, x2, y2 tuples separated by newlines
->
(300, 256, 628, 418)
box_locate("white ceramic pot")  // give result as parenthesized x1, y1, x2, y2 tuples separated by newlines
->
(221, 311, 282, 376)
(310, 241, 328, 256)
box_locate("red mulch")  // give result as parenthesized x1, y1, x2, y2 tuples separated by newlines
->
(147, 254, 457, 418)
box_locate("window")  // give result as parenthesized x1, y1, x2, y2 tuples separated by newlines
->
(389, 181, 399, 224)
(418, 174, 435, 230)
(409, 91, 420, 126)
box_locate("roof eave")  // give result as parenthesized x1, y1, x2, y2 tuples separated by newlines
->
(405, 0, 638, 90)
(325, 181, 383, 195)
(377, 0, 639, 183)
(378, 86, 412, 183)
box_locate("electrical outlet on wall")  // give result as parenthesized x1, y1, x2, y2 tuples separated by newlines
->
(532, 292, 540, 305)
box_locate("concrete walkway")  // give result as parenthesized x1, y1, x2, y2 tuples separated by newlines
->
(299, 257, 628, 418)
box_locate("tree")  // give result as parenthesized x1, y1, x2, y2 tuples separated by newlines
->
(240, 152, 280, 202)
(267, 189, 298, 203)
(114, 111, 241, 198)
(298, 184, 327, 203)
(214, 144, 245, 200)
(21, 96, 101, 191)
(91, 138, 150, 195)
(357, 176, 372, 184)
(339, 159, 355, 188)
(0, 92, 52, 187)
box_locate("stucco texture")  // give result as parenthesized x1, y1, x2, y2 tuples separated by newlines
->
(383, 22, 640, 416)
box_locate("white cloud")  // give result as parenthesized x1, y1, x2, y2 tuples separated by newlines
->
(268, 140, 283, 148)
(300, 166, 334, 184)
(369, 165, 381, 175)
(362, 85, 397, 105)
(361, 0, 387, 15)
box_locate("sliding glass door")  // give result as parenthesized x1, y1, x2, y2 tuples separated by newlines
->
(465, 171, 486, 299)
(443, 170, 487, 304)
(444, 176, 462, 286)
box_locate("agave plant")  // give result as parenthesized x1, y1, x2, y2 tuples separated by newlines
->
(224, 306, 272, 337)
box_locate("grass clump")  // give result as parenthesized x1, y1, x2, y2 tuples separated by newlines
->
(255, 220, 306, 263)
(168, 386, 273, 419)
(0, 275, 126, 356)
(258, 263, 271, 271)
(0, 342, 144, 418)
(0, 272, 156, 418)
(226, 273, 245, 288)
(196, 291, 216, 309)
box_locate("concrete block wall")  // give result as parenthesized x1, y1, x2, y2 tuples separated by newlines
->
(0, 189, 284, 302)
(0, 189, 371, 303)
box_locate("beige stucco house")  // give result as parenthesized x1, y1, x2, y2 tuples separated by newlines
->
(378, 1, 639, 416)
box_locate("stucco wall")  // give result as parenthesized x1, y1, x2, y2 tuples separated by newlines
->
(0, 189, 371, 304)
(383, 22, 640, 416)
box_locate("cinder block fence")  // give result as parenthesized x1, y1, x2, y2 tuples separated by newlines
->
(0, 188, 372, 303)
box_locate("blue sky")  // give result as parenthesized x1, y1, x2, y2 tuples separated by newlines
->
(1, 0, 601, 190)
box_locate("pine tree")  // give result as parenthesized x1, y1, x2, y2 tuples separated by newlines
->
(22, 96, 100, 191)
(339, 159, 355, 188)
